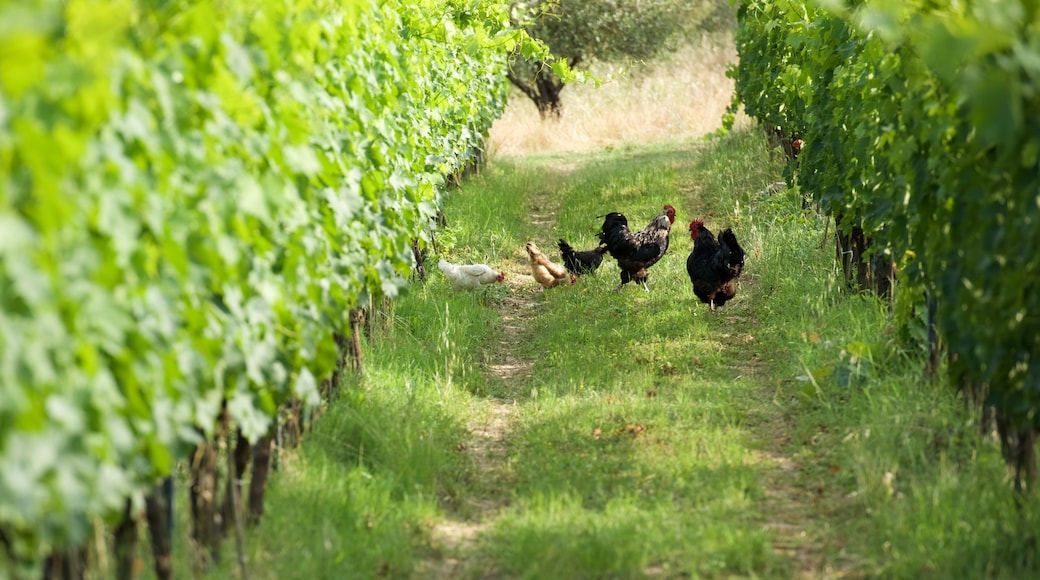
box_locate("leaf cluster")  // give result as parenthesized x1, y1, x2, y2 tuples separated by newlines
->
(511, 0, 713, 72)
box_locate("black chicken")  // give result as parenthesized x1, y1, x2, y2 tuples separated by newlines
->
(557, 238, 608, 276)
(597, 204, 676, 292)
(686, 220, 745, 311)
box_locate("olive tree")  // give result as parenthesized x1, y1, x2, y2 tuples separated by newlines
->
(508, 0, 718, 118)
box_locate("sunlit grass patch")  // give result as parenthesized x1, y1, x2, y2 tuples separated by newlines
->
(481, 490, 778, 579)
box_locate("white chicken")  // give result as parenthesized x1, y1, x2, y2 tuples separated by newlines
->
(438, 259, 506, 290)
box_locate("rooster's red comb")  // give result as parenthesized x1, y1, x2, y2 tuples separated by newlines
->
(689, 220, 704, 240)
(663, 204, 677, 223)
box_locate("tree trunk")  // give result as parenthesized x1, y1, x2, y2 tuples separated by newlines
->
(145, 479, 174, 580)
(924, 292, 940, 380)
(870, 246, 895, 302)
(996, 409, 1038, 494)
(367, 298, 394, 337)
(851, 225, 871, 291)
(411, 240, 427, 281)
(112, 500, 137, 580)
(321, 332, 351, 400)
(189, 439, 221, 570)
(248, 432, 275, 526)
(835, 214, 854, 287)
(42, 547, 86, 580)
(221, 429, 252, 538)
(0, 528, 19, 573)
(506, 59, 575, 120)
(447, 145, 484, 187)
(834, 214, 894, 300)
(533, 69, 563, 119)
(281, 398, 304, 450)
(225, 427, 249, 579)
(762, 122, 801, 162)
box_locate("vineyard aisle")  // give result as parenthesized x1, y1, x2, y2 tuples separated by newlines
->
(415, 146, 857, 578)
(419, 263, 845, 578)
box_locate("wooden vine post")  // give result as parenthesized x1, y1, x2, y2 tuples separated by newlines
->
(996, 412, 1038, 494)
(224, 422, 249, 578)
(41, 547, 86, 580)
(144, 478, 174, 580)
(222, 430, 252, 536)
(248, 432, 275, 525)
(349, 308, 365, 375)
(112, 501, 137, 580)
(834, 215, 894, 300)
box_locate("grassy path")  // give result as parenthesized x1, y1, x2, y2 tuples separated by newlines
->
(417, 134, 852, 577)
(206, 130, 1035, 580)
(429, 295, 839, 578)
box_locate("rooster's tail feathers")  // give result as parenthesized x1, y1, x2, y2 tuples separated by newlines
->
(599, 213, 628, 234)
(598, 213, 629, 248)
(719, 229, 742, 251)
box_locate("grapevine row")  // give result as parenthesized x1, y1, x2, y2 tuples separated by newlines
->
(731, 0, 1040, 479)
(0, 0, 534, 571)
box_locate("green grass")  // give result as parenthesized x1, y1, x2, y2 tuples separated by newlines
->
(147, 127, 1040, 580)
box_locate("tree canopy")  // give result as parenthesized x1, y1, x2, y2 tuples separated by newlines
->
(508, 0, 723, 117)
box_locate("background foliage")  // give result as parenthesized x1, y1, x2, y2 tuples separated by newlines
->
(506, 0, 723, 115)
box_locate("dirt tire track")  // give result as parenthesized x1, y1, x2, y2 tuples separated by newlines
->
(705, 259, 851, 577)
(419, 403, 514, 579)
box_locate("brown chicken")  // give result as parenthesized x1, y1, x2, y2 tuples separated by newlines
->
(526, 241, 576, 289)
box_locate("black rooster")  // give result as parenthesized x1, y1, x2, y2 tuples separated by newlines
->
(597, 204, 676, 292)
(557, 239, 608, 276)
(686, 220, 745, 311)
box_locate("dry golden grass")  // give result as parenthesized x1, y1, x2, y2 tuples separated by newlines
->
(487, 33, 752, 158)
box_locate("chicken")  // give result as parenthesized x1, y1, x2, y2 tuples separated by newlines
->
(526, 241, 576, 289)
(438, 259, 505, 290)
(597, 204, 676, 292)
(685, 220, 745, 311)
(557, 238, 608, 276)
